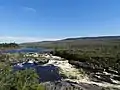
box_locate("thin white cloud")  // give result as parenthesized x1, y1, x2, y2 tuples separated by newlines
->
(23, 7, 36, 13)
(0, 36, 60, 43)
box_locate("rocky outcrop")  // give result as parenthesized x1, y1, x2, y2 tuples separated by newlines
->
(36, 58, 49, 64)
(42, 81, 103, 90)
(69, 60, 103, 72)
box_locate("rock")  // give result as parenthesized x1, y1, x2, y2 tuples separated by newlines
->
(37, 59, 49, 64)
(69, 60, 93, 70)
(69, 60, 103, 72)
(41, 81, 103, 90)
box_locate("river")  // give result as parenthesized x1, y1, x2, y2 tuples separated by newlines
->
(13, 54, 120, 90)
(3, 47, 52, 53)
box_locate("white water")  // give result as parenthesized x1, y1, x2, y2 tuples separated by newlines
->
(17, 63, 23, 67)
(46, 60, 89, 82)
(44, 56, 120, 89)
(28, 60, 34, 64)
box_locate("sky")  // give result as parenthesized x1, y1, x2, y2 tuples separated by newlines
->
(0, 0, 120, 43)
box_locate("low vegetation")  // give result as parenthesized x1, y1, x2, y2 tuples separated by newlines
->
(0, 43, 19, 50)
(21, 36, 120, 73)
(0, 38, 120, 90)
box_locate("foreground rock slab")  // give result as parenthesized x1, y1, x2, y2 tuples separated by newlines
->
(42, 81, 103, 90)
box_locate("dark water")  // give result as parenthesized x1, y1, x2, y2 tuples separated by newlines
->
(13, 63, 61, 82)
(4, 48, 52, 53)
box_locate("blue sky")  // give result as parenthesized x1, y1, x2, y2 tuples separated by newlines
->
(0, 0, 120, 43)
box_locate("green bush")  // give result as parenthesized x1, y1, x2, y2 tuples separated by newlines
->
(13, 69, 39, 90)
(0, 64, 45, 90)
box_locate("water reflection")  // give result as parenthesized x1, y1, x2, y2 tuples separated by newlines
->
(4, 48, 52, 53)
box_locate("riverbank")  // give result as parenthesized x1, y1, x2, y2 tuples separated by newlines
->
(42, 55, 120, 89)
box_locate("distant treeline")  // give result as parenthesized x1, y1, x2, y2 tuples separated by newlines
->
(0, 43, 19, 49)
